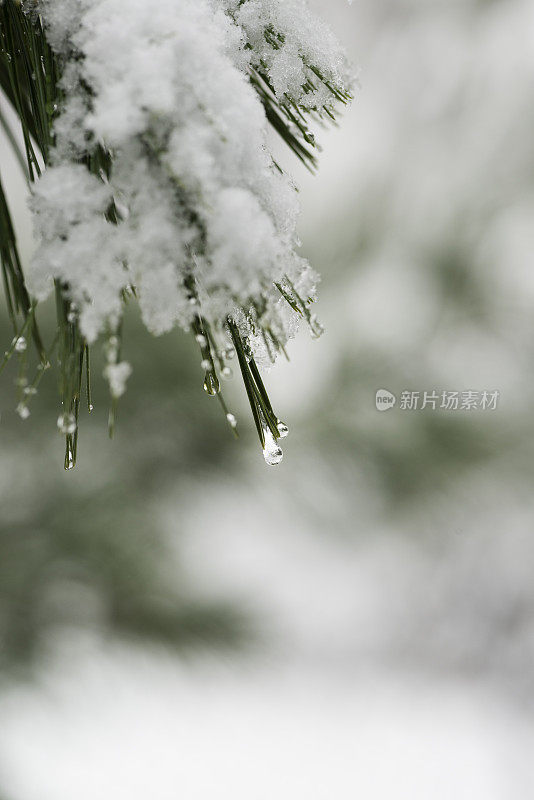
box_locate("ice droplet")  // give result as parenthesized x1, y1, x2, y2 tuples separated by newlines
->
(195, 334, 207, 347)
(309, 315, 325, 340)
(262, 419, 283, 466)
(203, 373, 219, 396)
(221, 366, 232, 380)
(277, 420, 289, 438)
(201, 358, 211, 370)
(263, 439, 283, 466)
(57, 412, 77, 434)
(13, 336, 27, 353)
(226, 412, 237, 428)
(16, 403, 30, 420)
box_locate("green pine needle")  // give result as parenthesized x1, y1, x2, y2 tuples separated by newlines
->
(0, 0, 341, 466)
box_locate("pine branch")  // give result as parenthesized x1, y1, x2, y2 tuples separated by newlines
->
(0, 170, 46, 359)
(0, 0, 352, 467)
(0, 0, 85, 466)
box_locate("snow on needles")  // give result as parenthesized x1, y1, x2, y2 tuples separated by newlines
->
(27, 0, 352, 374)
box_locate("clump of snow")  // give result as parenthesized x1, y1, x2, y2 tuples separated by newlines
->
(104, 362, 132, 399)
(28, 0, 352, 371)
(226, 0, 352, 109)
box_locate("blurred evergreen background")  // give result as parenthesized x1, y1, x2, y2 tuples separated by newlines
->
(1, 0, 534, 797)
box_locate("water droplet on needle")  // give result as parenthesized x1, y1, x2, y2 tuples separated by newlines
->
(261, 414, 283, 466)
(277, 421, 289, 438)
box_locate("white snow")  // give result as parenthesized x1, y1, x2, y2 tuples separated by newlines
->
(27, 0, 352, 367)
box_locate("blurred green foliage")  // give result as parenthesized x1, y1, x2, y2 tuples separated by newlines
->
(0, 305, 251, 676)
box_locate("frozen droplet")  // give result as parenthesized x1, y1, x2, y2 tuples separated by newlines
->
(16, 403, 30, 420)
(261, 415, 283, 466)
(309, 314, 325, 339)
(88, 403, 94, 412)
(201, 358, 211, 371)
(189, 297, 198, 306)
(203, 373, 219, 396)
(13, 336, 27, 353)
(263, 438, 283, 466)
(195, 334, 207, 347)
(224, 347, 235, 360)
(277, 420, 289, 438)
(226, 413, 237, 428)
(57, 412, 77, 434)
(221, 366, 232, 380)
(67, 311, 76, 323)
(24, 387, 37, 396)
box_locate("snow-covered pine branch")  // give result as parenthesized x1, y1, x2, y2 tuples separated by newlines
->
(0, 0, 353, 467)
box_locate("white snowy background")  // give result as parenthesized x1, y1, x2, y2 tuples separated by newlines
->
(1, 0, 534, 798)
